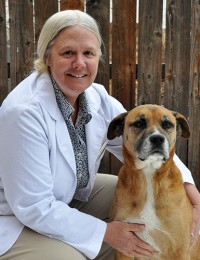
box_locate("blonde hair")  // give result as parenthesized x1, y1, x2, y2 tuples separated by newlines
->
(34, 10, 103, 73)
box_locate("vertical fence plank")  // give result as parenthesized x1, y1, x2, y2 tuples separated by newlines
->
(60, 0, 84, 11)
(0, 0, 8, 104)
(9, 0, 34, 89)
(111, 0, 136, 175)
(112, 0, 136, 110)
(188, 0, 200, 189)
(86, 0, 111, 174)
(137, 0, 163, 105)
(34, 0, 58, 47)
(164, 0, 191, 165)
(86, 0, 110, 92)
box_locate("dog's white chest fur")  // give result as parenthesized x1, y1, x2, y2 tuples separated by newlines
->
(125, 160, 165, 251)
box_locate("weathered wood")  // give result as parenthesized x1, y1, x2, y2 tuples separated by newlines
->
(60, 0, 84, 11)
(188, 0, 200, 189)
(112, 0, 137, 110)
(9, 0, 34, 89)
(111, 0, 137, 175)
(137, 0, 163, 105)
(86, 0, 111, 174)
(86, 0, 110, 92)
(0, 0, 8, 104)
(34, 0, 58, 46)
(164, 0, 191, 165)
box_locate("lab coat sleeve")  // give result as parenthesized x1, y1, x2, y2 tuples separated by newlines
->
(0, 105, 106, 259)
(173, 154, 195, 184)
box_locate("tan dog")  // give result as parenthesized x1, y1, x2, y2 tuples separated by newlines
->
(107, 104, 200, 260)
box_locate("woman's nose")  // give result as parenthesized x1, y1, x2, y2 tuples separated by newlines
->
(72, 54, 86, 69)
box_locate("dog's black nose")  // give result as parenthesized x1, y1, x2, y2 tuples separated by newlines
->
(150, 134, 165, 145)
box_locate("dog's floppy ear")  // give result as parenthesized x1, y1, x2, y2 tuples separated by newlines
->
(172, 111, 190, 138)
(107, 112, 128, 140)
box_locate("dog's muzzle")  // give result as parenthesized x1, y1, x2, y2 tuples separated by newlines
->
(136, 133, 170, 161)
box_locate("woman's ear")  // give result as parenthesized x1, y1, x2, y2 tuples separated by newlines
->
(45, 53, 50, 66)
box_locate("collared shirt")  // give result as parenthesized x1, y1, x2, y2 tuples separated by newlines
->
(51, 75, 92, 190)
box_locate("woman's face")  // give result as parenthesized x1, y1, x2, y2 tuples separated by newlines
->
(46, 25, 100, 106)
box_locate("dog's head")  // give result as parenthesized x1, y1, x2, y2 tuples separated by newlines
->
(107, 104, 190, 168)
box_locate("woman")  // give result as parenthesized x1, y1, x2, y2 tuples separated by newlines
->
(0, 10, 199, 260)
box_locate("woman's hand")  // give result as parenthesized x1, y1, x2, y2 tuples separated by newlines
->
(104, 221, 158, 258)
(191, 204, 200, 246)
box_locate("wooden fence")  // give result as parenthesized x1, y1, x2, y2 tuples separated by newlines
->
(0, 0, 200, 189)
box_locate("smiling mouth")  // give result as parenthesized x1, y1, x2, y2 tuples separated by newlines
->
(67, 74, 87, 78)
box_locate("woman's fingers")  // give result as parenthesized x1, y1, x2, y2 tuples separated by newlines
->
(104, 221, 158, 258)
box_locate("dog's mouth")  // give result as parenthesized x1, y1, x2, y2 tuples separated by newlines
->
(138, 149, 168, 161)
(152, 150, 166, 157)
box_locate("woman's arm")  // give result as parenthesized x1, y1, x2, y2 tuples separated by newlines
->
(184, 182, 200, 245)
(0, 106, 106, 259)
(173, 154, 200, 244)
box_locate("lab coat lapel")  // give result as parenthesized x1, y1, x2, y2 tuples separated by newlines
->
(55, 118, 76, 173)
(85, 114, 107, 173)
(37, 73, 76, 174)
(85, 86, 107, 173)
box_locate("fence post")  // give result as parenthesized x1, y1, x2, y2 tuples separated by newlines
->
(137, 0, 163, 105)
(9, 0, 34, 89)
(164, 0, 191, 165)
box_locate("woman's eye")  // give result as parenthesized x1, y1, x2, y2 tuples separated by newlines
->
(63, 50, 74, 57)
(84, 51, 95, 57)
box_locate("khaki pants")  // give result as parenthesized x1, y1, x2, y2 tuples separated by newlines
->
(1, 174, 117, 260)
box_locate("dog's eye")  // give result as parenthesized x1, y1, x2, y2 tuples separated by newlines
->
(130, 119, 147, 129)
(161, 120, 174, 130)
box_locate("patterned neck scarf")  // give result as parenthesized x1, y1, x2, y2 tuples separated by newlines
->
(51, 75, 92, 190)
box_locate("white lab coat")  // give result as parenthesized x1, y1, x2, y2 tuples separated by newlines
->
(0, 72, 194, 258)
